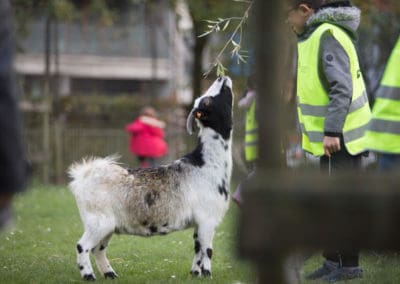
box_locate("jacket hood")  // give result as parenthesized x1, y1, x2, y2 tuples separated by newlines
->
(304, 6, 361, 40)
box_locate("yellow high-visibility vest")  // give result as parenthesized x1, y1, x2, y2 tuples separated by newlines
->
(297, 23, 371, 156)
(245, 99, 258, 161)
(365, 37, 400, 154)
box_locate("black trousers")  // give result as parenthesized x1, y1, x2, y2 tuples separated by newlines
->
(319, 137, 362, 267)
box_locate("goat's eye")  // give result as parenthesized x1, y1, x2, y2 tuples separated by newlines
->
(201, 97, 212, 108)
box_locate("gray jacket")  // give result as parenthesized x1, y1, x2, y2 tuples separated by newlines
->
(298, 6, 362, 136)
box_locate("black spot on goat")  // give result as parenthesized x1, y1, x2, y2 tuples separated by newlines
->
(144, 190, 159, 207)
(182, 141, 205, 167)
(207, 248, 213, 259)
(194, 240, 201, 253)
(218, 180, 228, 201)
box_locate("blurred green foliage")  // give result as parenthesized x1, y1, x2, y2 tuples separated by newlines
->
(59, 94, 178, 127)
(11, 0, 152, 37)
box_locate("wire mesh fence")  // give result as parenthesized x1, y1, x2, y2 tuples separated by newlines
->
(24, 126, 191, 184)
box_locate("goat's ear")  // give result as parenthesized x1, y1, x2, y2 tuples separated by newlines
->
(186, 110, 195, 135)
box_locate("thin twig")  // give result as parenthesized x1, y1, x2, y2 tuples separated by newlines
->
(203, 0, 253, 77)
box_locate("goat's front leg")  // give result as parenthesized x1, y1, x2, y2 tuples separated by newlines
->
(191, 224, 216, 277)
(92, 234, 118, 279)
(190, 228, 203, 276)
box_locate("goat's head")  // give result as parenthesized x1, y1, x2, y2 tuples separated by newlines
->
(186, 76, 233, 140)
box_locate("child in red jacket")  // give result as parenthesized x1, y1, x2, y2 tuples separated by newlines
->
(125, 107, 168, 168)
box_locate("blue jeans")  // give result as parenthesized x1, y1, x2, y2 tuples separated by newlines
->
(378, 154, 400, 172)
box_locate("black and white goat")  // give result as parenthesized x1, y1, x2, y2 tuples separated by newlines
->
(68, 76, 234, 280)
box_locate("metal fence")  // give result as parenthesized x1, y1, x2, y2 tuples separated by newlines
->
(24, 126, 190, 184)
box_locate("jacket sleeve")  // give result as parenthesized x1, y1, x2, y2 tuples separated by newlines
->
(238, 89, 256, 109)
(319, 32, 353, 137)
(125, 120, 143, 134)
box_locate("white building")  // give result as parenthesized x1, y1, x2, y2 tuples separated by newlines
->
(14, 1, 193, 104)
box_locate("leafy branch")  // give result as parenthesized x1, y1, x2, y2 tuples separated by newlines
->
(201, 0, 253, 77)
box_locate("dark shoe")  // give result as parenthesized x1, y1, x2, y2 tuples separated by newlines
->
(305, 260, 338, 280)
(321, 267, 363, 282)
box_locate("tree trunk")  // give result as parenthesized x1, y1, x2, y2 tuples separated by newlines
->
(43, 15, 52, 183)
(145, 1, 158, 99)
(191, 33, 207, 100)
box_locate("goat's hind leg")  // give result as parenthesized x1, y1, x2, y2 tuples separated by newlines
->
(76, 219, 115, 281)
(92, 233, 118, 279)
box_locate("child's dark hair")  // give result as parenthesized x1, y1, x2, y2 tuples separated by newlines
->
(289, 0, 352, 10)
(320, 0, 352, 9)
(288, 0, 322, 10)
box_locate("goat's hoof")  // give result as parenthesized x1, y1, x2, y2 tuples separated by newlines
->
(202, 269, 211, 277)
(104, 271, 118, 279)
(190, 270, 201, 277)
(83, 274, 96, 281)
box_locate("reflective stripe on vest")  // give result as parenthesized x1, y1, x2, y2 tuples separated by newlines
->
(245, 99, 258, 161)
(297, 23, 371, 156)
(298, 91, 369, 117)
(366, 37, 400, 154)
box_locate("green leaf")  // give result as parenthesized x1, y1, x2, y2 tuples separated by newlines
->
(223, 20, 230, 31)
(198, 30, 213, 38)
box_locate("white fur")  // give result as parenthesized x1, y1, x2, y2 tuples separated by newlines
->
(193, 76, 232, 108)
(68, 77, 233, 280)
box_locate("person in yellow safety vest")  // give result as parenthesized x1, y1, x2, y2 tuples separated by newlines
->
(232, 77, 257, 206)
(243, 91, 258, 162)
(287, 0, 371, 282)
(365, 36, 400, 171)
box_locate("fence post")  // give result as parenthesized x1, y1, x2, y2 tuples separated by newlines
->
(42, 100, 51, 183)
(43, 14, 52, 184)
(54, 117, 64, 183)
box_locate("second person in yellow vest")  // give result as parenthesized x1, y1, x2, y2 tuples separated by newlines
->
(365, 35, 400, 170)
(232, 77, 258, 206)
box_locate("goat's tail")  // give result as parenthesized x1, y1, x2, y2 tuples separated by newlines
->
(68, 155, 122, 194)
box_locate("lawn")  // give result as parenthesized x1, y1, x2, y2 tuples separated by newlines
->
(2, 185, 400, 284)
(0, 184, 255, 284)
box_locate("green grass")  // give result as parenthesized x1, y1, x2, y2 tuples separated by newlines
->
(0, 185, 255, 284)
(3, 185, 400, 284)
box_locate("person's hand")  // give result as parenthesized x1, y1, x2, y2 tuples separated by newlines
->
(323, 136, 340, 157)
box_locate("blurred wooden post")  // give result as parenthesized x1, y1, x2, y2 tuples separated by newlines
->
(239, 0, 288, 283)
(239, 1, 400, 284)
(54, 119, 64, 183)
(254, 0, 285, 170)
(43, 15, 52, 183)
